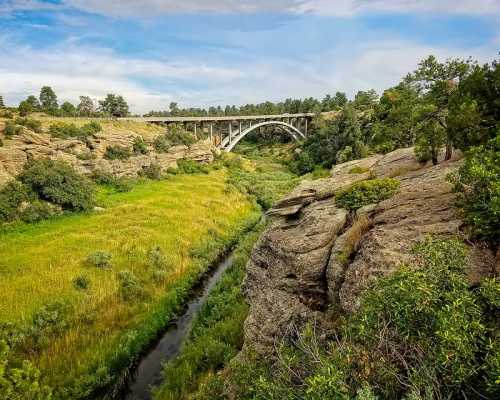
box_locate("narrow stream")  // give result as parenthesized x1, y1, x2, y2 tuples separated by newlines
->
(121, 254, 235, 400)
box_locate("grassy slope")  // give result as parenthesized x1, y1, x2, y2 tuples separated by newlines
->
(0, 169, 260, 397)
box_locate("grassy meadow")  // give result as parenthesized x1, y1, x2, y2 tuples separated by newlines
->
(0, 168, 261, 398)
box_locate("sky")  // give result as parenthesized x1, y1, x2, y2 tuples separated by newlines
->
(0, 0, 499, 114)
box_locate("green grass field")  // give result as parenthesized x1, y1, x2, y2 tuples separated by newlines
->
(0, 169, 260, 398)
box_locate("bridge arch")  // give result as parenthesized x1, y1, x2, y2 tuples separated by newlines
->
(221, 121, 305, 152)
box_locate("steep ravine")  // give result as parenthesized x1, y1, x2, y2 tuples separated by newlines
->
(241, 147, 499, 357)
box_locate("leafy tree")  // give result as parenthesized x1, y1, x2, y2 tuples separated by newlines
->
(26, 95, 40, 110)
(353, 89, 378, 111)
(77, 96, 94, 116)
(448, 60, 500, 150)
(18, 100, 33, 116)
(407, 55, 474, 161)
(371, 82, 420, 153)
(60, 101, 76, 116)
(98, 94, 129, 117)
(0, 95, 4, 108)
(39, 86, 58, 111)
(449, 132, 500, 242)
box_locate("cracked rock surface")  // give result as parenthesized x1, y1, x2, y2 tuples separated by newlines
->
(241, 147, 498, 356)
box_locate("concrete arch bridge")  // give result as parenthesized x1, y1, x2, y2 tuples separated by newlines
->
(124, 113, 314, 151)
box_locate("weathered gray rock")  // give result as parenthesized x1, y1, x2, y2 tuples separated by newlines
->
(242, 197, 347, 355)
(241, 147, 497, 360)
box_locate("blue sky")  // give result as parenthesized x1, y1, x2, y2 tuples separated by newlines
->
(0, 0, 499, 113)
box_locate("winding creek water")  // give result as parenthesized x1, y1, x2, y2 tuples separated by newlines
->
(121, 253, 235, 400)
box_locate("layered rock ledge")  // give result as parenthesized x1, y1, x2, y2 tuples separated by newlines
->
(242, 147, 499, 356)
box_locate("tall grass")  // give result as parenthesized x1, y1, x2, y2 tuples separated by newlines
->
(0, 170, 260, 399)
(154, 220, 266, 400)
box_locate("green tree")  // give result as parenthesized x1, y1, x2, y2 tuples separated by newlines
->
(0, 95, 4, 108)
(39, 86, 58, 111)
(98, 94, 129, 117)
(26, 95, 40, 110)
(77, 96, 94, 116)
(353, 89, 378, 111)
(448, 60, 500, 150)
(18, 100, 32, 116)
(371, 82, 420, 152)
(407, 55, 474, 161)
(60, 101, 76, 116)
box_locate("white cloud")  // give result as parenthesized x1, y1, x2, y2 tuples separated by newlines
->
(0, 33, 497, 113)
(293, 0, 500, 16)
(3, 0, 499, 17)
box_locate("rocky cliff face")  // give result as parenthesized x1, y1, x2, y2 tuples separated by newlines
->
(0, 124, 214, 186)
(242, 148, 499, 357)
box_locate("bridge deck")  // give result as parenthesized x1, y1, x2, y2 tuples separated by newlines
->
(119, 113, 315, 123)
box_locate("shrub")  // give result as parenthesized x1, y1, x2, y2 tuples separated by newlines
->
(0, 181, 32, 222)
(90, 169, 133, 192)
(133, 136, 148, 155)
(31, 301, 70, 349)
(153, 135, 172, 153)
(117, 270, 146, 301)
(19, 200, 59, 223)
(0, 340, 53, 399)
(73, 275, 91, 290)
(104, 145, 131, 160)
(168, 126, 196, 146)
(0, 138, 3, 147)
(86, 251, 112, 269)
(449, 133, 500, 242)
(227, 238, 498, 399)
(147, 246, 169, 269)
(3, 121, 23, 138)
(176, 159, 209, 175)
(79, 121, 101, 136)
(139, 163, 162, 180)
(14, 117, 42, 133)
(19, 159, 95, 211)
(335, 178, 400, 210)
(48, 122, 81, 139)
(48, 121, 101, 140)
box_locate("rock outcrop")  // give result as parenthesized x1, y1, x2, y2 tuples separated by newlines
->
(242, 147, 498, 357)
(0, 126, 214, 186)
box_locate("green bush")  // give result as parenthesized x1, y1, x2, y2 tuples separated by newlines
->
(0, 340, 53, 400)
(335, 178, 400, 210)
(19, 159, 95, 211)
(0, 181, 32, 222)
(48, 122, 81, 139)
(90, 169, 133, 192)
(348, 166, 370, 174)
(449, 132, 500, 242)
(147, 246, 169, 269)
(104, 145, 131, 160)
(139, 163, 162, 180)
(176, 159, 209, 175)
(19, 200, 59, 223)
(168, 126, 196, 146)
(224, 237, 498, 399)
(73, 275, 91, 290)
(3, 121, 23, 138)
(153, 135, 172, 153)
(133, 136, 148, 155)
(14, 117, 42, 133)
(117, 270, 146, 301)
(30, 301, 71, 350)
(79, 121, 101, 137)
(48, 121, 101, 140)
(86, 251, 112, 269)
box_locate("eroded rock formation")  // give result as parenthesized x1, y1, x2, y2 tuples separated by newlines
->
(242, 147, 498, 356)
(0, 126, 214, 186)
